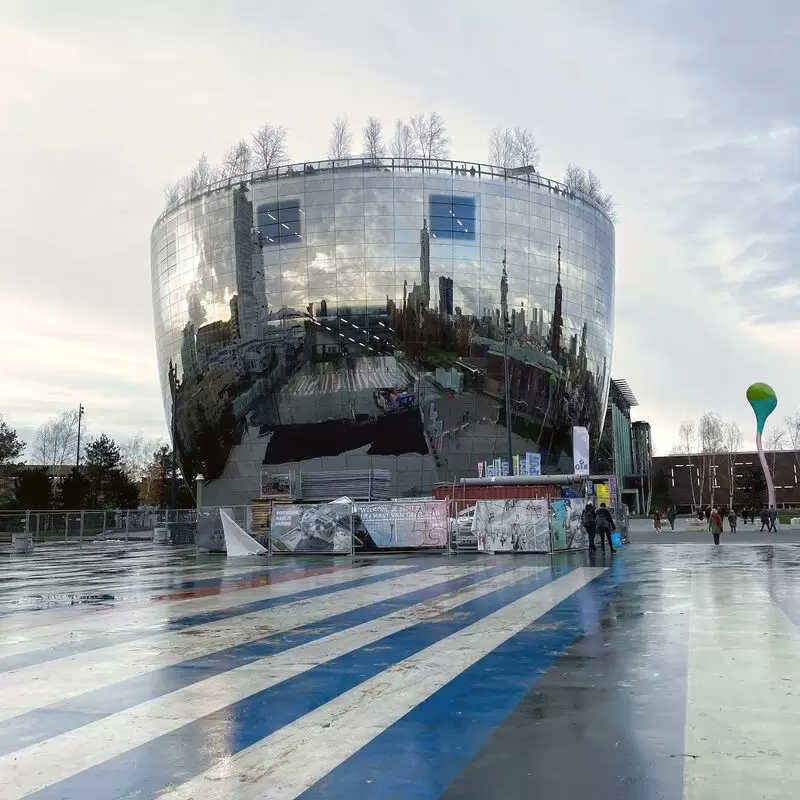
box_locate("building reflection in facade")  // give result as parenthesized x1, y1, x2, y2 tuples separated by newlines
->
(150, 158, 615, 502)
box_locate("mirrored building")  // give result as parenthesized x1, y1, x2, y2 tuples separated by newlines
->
(150, 158, 615, 504)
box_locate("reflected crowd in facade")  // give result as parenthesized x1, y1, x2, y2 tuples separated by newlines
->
(150, 158, 615, 503)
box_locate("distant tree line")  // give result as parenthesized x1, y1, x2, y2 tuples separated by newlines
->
(163, 113, 616, 219)
(0, 411, 193, 510)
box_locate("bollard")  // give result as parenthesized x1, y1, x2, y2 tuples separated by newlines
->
(64, 514, 69, 544)
(103, 510, 107, 541)
(125, 509, 130, 545)
(80, 510, 85, 547)
(35, 512, 40, 544)
(25, 509, 31, 535)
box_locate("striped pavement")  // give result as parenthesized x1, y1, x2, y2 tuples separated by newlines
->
(0, 546, 615, 799)
(9, 544, 800, 797)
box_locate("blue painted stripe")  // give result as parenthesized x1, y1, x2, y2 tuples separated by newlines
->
(298, 567, 619, 799)
(0, 563, 432, 673)
(0, 564, 512, 757)
(25, 566, 570, 800)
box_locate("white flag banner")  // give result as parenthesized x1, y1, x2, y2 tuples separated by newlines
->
(573, 426, 590, 476)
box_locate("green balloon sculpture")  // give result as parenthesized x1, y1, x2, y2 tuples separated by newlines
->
(746, 382, 778, 508)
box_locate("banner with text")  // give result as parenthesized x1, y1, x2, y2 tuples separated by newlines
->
(355, 500, 448, 549)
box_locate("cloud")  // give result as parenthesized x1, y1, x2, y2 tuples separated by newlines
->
(1, 0, 798, 460)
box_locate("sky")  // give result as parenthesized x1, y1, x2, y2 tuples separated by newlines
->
(1, 0, 798, 457)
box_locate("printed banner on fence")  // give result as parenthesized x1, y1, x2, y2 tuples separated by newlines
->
(596, 483, 610, 508)
(270, 501, 352, 553)
(550, 498, 587, 550)
(355, 500, 448, 549)
(525, 452, 541, 476)
(473, 499, 550, 553)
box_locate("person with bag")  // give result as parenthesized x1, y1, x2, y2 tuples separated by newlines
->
(581, 502, 597, 551)
(710, 506, 723, 546)
(595, 502, 616, 553)
(727, 507, 737, 533)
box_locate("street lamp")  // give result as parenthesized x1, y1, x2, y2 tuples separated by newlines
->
(75, 404, 84, 467)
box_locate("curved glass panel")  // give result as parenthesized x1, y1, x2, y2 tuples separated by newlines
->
(150, 161, 615, 502)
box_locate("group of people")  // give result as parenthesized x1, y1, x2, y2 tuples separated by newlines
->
(695, 504, 778, 533)
(580, 502, 617, 553)
(651, 503, 780, 545)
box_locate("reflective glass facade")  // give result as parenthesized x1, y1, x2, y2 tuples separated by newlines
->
(150, 159, 615, 502)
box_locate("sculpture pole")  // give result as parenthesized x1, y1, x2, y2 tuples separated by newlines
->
(746, 383, 778, 508)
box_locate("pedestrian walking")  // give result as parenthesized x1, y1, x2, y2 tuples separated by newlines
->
(596, 503, 616, 553)
(710, 506, 723, 545)
(653, 509, 662, 532)
(667, 505, 677, 531)
(760, 505, 770, 533)
(769, 505, 778, 533)
(727, 507, 737, 533)
(582, 503, 597, 551)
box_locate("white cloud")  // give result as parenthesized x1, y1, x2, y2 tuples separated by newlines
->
(1, 0, 798, 458)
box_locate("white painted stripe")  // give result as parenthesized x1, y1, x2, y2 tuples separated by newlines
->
(160, 567, 605, 800)
(0, 564, 407, 651)
(0, 565, 496, 721)
(0, 566, 545, 798)
(683, 571, 800, 799)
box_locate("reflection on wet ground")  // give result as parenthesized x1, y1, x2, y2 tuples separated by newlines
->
(2, 541, 799, 798)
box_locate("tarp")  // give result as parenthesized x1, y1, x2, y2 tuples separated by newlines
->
(473, 499, 550, 553)
(220, 509, 267, 556)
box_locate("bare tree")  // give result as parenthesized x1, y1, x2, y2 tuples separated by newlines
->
(390, 119, 418, 159)
(674, 421, 698, 511)
(163, 183, 181, 207)
(698, 411, 724, 507)
(512, 127, 540, 169)
(409, 112, 449, 159)
(765, 427, 787, 476)
(33, 409, 82, 476)
(488, 128, 517, 168)
(120, 435, 164, 483)
(786, 413, 800, 476)
(721, 422, 742, 509)
(188, 152, 214, 193)
(221, 139, 252, 178)
(328, 115, 353, 160)
(563, 164, 616, 220)
(362, 117, 385, 160)
(252, 123, 288, 171)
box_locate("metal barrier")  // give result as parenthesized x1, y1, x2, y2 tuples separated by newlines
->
(0, 509, 198, 550)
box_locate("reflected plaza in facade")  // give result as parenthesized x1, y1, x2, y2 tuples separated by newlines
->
(150, 158, 615, 503)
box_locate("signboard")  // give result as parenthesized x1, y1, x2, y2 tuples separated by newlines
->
(473, 499, 550, 553)
(355, 500, 448, 549)
(596, 483, 610, 508)
(550, 498, 587, 551)
(608, 475, 618, 510)
(572, 426, 590, 476)
(525, 452, 541, 476)
(270, 502, 352, 553)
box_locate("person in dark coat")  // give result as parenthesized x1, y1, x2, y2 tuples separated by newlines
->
(667, 506, 677, 531)
(595, 503, 616, 553)
(710, 506, 723, 545)
(760, 505, 770, 533)
(581, 503, 597, 551)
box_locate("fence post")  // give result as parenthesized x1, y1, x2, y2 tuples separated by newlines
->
(125, 509, 130, 545)
(64, 513, 69, 544)
(25, 509, 31, 535)
(79, 510, 85, 547)
(350, 501, 355, 557)
(102, 510, 107, 540)
(35, 512, 40, 544)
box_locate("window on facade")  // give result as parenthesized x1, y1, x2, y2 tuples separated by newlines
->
(428, 194, 476, 241)
(256, 200, 302, 245)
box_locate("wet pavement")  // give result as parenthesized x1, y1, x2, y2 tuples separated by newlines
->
(1, 541, 799, 798)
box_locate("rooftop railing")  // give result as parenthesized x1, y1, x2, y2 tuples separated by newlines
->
(154, 156, 612, 230)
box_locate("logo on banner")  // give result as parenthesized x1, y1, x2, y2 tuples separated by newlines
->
(572, 426, 590, 476)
